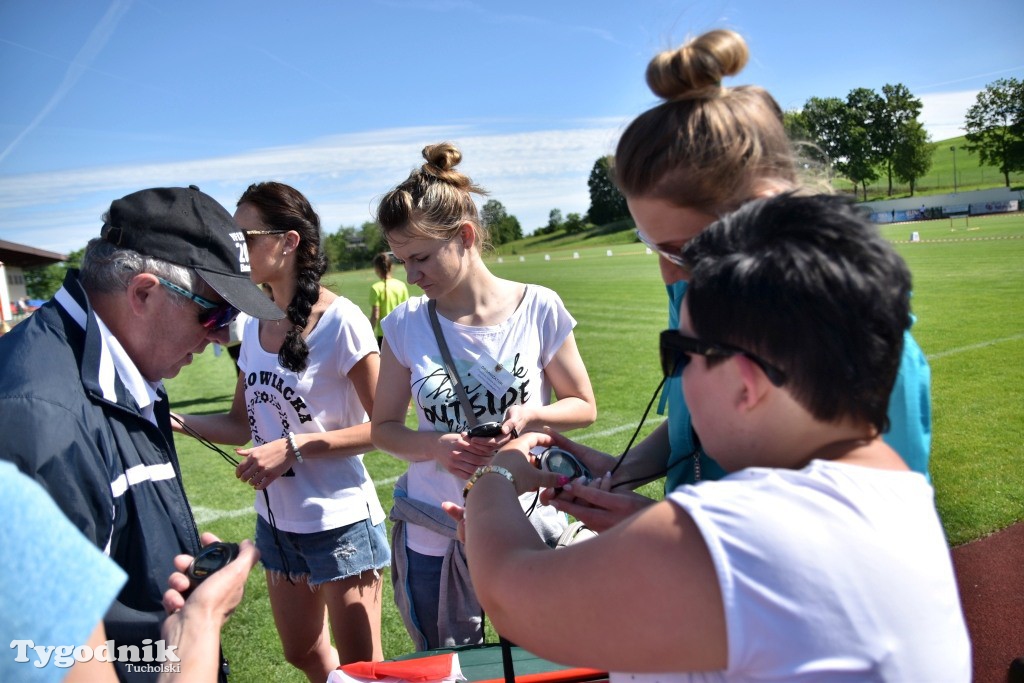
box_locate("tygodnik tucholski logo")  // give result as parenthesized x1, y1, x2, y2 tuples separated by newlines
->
(9, 638, 181, 673)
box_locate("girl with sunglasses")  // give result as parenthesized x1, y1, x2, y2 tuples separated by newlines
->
(172, 181, 389, 682)
(543, 29, 931, 531)
(447, 192, 968, 682)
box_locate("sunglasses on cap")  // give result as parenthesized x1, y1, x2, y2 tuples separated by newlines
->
(157, 277, 240, 330)
(659, 329, 786, 387)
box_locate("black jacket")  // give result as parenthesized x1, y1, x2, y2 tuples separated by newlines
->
(0, 271, 202, 682)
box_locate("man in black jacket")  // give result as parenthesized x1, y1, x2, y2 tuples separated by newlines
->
(0, 186, 283, 681)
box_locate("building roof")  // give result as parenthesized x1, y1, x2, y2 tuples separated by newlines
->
(0, 239, 68, 268)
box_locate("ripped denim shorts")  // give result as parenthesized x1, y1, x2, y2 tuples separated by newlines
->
(255, 514, 391, 585)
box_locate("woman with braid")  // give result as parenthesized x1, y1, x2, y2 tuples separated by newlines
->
(172, 181, 390, 682)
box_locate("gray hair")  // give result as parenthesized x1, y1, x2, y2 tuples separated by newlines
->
(80, 236, 199, 307)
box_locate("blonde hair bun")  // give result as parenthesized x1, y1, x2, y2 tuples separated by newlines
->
(646, 29, 749, 101)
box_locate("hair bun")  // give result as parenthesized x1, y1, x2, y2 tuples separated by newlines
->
(422, 142, 461, 174)
(646, 29, 749, 102)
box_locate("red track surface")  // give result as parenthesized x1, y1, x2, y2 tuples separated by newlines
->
(951, 521, 1024, 682)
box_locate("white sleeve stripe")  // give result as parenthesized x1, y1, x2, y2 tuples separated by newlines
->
(110, 462, 178, 498)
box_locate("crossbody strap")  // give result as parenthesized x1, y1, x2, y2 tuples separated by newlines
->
(427, 299, 478, 429)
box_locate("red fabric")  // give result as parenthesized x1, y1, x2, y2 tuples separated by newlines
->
(341, 653, 457, 682)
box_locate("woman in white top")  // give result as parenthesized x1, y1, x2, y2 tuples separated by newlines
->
(371, 142, 597, 650)
(173, 181, 389, 682)
(447, 194, 970, 682)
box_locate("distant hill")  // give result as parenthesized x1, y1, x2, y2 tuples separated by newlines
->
(502, 135, 1022, 254)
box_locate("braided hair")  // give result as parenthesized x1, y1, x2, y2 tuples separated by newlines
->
(237, 181, 327, 373)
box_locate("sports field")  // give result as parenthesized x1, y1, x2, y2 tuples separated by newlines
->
(166, 211, 1024, 681)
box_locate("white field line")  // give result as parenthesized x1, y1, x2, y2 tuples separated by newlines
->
(192, 505, 255, 525)
(193, 333, 1024, 528)
(926, 334, 1024, 361)
(191, 417, 668, 525)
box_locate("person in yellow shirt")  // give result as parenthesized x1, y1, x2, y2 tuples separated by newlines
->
(369, 251, 409, 348)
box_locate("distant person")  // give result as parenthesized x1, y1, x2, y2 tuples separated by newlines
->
(0, 185, 285, 682)
(544, 28, 932, 534)
(371, 142, 597, 650)
(450, 193, 971, 681)
(369, 251, 409, 348)
(172, 181, 389, 681)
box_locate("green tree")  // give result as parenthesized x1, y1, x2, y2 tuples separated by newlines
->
(893, 120, 933, 196)
(546, 209, 563, 233)
(871, 83, 924, 196)
(481, 199, 522, 246)
(322, 222, 385, 271)
(563, 212, 586, 235)
(586, 156, 628, 226)
(25, 246, 84, 300)
(802, 95, 879, 200)
(323, 225, 360, 270)
(783, 110, 812, 144)
(964, 77, 1024, 187)
(531, 209, 563, 236)
(843, 88, 885, 200)
(360, 221, 387, 257)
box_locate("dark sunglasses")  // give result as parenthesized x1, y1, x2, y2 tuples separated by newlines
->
(659, 329, 786, 387)
(157, 277, 240, 330)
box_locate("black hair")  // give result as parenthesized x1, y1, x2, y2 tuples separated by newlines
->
(681, 193, 912, 433)
(237, 182, 327, 373)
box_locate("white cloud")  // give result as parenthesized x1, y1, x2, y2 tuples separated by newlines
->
(919, 89, 978, 142)
(0, 88, 980, 256)
(0, 122, 627, 253)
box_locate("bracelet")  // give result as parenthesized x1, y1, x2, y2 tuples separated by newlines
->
(463, 465, 515, 499)
(286, 431, 304, 463)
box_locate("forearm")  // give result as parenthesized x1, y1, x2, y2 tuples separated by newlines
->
(173, 412, 250, 446)
(158, 606, 224, 683)
(609, 420, 671, 490)
(521, 396, 597, 433)
(291, 421, 375, 460)
(371, 421, 441, 464)
(464, 458, 551, 607)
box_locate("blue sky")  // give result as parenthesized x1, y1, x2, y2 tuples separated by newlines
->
(1, 0, 1022, 254)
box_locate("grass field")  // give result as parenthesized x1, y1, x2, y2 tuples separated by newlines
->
(165, 212, 1024, 681)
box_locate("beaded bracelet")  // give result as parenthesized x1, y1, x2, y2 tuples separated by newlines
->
(286, 431, 304, 463)
(462, 465, 514, 499)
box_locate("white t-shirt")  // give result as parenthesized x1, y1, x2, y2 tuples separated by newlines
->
(615, 460, 971, 683)
(239, 296, 386, 534)
(383, 286, 574, 555)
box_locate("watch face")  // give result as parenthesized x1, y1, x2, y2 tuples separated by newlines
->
(541, 448, 592, 481)
(188, 542, 239, 581)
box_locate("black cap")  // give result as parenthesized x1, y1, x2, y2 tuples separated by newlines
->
(101, 186, 284, 320)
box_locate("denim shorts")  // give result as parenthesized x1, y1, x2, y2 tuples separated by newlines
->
(255, 515, 391, 585)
